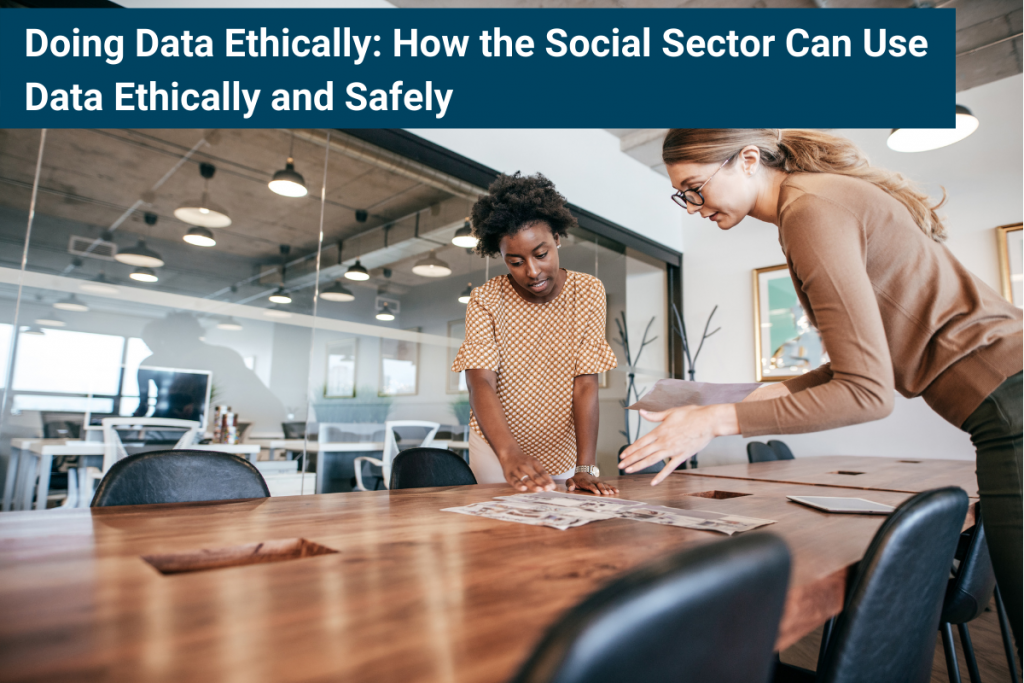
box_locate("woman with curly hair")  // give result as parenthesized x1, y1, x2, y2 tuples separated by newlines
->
(619, 128, 1023, 647)
(452, 172, 619, 495)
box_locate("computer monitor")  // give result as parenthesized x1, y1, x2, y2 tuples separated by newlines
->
(133, 366, 213, 429)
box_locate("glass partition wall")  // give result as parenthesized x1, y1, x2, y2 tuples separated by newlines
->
(0, 128, 671, 509)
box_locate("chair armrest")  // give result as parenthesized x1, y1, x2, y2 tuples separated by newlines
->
(352, 457, 384, 492)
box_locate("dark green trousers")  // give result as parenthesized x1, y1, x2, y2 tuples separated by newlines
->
(962, 371, 1022, 655)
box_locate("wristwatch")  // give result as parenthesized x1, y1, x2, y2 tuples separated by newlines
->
(574, 465, 600, 477)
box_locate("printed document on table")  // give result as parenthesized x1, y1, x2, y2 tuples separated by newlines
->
(627, 379, 762, 411)
(496, 491, 644, 516)
(442, 500, 609, 531)
(614, 505, 775, 535)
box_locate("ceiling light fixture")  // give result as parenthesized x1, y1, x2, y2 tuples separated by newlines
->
(183, 226, 217, 247)
(345, 260, 370, 281)
(375, 302, 395, 321)
(412, 250, 452, 278)
(452, 220, 478, 248)
(320, 280, 356, 302)
(887, 105, 980, 153)
(54, 294, 89, 312)
(268, 287, 292, 304)
(458, 283, 473, 304)
(115, 239, 165, 268)
(36, 311, 66, 327)
(216, 317, 244, 331)
(21, 325, 45, 336)
(175, 162, 232, 228)
(130, 267, 159, 283)
(268, 131, 308, 197)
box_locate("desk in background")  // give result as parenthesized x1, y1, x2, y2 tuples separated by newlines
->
(0, 469, 977, 683)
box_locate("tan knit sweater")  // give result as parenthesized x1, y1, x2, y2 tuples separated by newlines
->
(736, 173, 1023, 436)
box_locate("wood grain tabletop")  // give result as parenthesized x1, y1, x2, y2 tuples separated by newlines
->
(677, 456, 979, 497)
(0, 468, 977, 683)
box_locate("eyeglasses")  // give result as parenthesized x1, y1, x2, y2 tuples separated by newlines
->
(671, 155, 735, 208)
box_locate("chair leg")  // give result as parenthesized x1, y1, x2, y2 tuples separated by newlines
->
(817, 616, 835, 669)
(995, 586, 1021, 683)
(941, 623, 963, 683)
(957, 623, 982, 683)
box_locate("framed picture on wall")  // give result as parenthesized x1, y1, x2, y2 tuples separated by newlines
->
(379, 328, 420, 397)
(447, 319, 468, 394)
(753, 264, 828, 382)
(324, 338, 357, 398)
(996, 223, 1023, 308)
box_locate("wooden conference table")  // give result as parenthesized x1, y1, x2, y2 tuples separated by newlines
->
(0, 459, 977, 683)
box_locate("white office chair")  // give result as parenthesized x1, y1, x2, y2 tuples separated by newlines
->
(353, 420, 440, 491)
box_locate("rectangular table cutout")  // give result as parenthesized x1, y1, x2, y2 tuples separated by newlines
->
(831, 471, 865, 476)
(684, 490, 752, 500)
(142, 538, 337, 575)
(898, 460, 922, 464)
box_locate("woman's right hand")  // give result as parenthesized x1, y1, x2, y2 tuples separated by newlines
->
(498, 449, 555, 492)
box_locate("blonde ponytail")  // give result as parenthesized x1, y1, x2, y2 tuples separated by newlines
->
(662, 128, 947, 242)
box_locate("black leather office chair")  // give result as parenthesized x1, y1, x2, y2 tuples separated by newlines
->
(748, 441, 779, 463)
(511, 533, 791, 683)
(768, 440, 796, 460)
(775, 487, 969, 683)
(389, 447, 477, 489)
(939, 514, 1018, 683)
(91, 450, 270, 507)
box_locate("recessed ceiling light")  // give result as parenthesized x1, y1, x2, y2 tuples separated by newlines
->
(452, 220, 478, 248)
(345, 260, 370, 281)
(130, 267, 159, 283)
(175, 162, 232, 228)
(887, 105, 980, 153)
(183, 226, 217, 247)
(412, 251, 452, 278)
(54, 294, 89, 312)
(320, 281, 355, 302)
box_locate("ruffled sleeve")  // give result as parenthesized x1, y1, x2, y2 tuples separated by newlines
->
(575, 277, 618, 376)
(451, 287, 499, 372)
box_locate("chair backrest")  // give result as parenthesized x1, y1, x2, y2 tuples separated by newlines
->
(941, 513, 997, 625)
(747, 441, 778, 463)
(319, 422, 386, 443)
(767, 440, 795, 460)
(281, 421, 308, 439)
(511, 533, 791, 683)
(382, 421, 440, 485)
(100, 417, 202, 472)
(389, 447, 477, 489)
(816, 487, 969, 683)
(91, 449, 270, 507)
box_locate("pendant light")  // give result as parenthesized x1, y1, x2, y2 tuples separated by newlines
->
(375, 302, 395, 321)
(345, 260, 370, 281)
(458, 283, 473, 304)
(54, 294, 89, 312)
(116, 212, 165, 268)
(268, 131, 308, 197)
(175, 162, 232, 228)
(412, 250, 452, 278)
(268, 287, 292, 304)
(183, 226, 216, 247)
(452, 219, 478, 248)
(320, 280, 355, 302)
(21, 324, 45, 336)
(36, 310, 66, 327)
(216, 317, 244, 331)
(887, 105, 980, 153)
(130, 267, 159, 283)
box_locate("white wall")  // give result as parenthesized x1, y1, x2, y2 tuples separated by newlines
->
(681, 74, 1023, 465)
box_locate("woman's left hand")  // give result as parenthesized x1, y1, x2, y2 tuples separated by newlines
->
(566, 472, 619, 496)
(619, 404, 739, 485)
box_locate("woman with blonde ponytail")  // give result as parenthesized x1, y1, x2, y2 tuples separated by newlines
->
(620, 128, 1023, 648)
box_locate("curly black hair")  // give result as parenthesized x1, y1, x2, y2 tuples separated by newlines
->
(470, 172, 577, 258)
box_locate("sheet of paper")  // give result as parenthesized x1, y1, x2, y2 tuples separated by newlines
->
(627, 379, 763, 412)
(442, 500, 607, 531)
(613, 505, 775, 536)
(496, 491, 643, 516)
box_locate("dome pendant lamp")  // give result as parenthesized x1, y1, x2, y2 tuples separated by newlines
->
(184, 226, 216, 247)
(452, 219, 478, 248)
(376, 302, 395, 321)
(345, 260, 370, 281)
(175, 162, 232, 228)
(412, 250, 452, 278)
(887, 105, 980, 153)
(320, 280, 356, 302)
(458, 283, 473, 304)
(269, 131, 308, 198)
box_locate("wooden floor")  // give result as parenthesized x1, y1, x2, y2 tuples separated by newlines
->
(781, 597, 1022, 682)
